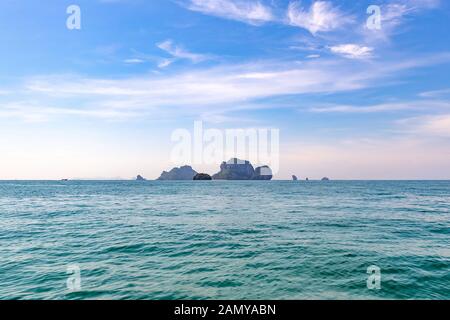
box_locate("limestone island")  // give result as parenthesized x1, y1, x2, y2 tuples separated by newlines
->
(212, 158, 273, 180)
(157, 158, 273, 181)
(136, 175, 146, 181)
(157, 165, 197, 180)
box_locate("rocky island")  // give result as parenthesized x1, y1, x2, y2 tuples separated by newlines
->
(157, 165, 197, 180)
(212, 158, 273, 180)
(157, 158, 273, 180)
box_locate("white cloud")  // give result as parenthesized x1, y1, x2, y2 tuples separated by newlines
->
(364, 0, 441, 42)
(401, 114, 450, 137)
(329, 44, 374, 59)
(406, 0, 440, 9)
(0, 101, 139, 122)
(157, 58, 175, 69)
(310, 100, 450, 113)
(419, 88, 450, 98)
(22, 61, 375, 108)
(122, 40, 212, 70)
(156, 40, 210, 67)
(287, 1, 353, 34)
(185, 0, 274, 25)
(420, 114, 450, 137)
(3, 53, 447, 123)
(124, 58, 145, 64)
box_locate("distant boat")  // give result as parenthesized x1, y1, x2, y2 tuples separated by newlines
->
(61, 179, 69, 182)
(292, 175, 298, 181)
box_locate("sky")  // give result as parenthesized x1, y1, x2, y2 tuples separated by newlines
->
(0, 0, 449, 180)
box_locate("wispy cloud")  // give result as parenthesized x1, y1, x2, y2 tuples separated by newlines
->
(419, 88, 450, 98)
(364, 0, 441, 42)
(0, 101, 139, 122)
(124, 58, 145, 64)
(157, 58, 174, 69)
(183, 0, 274, 25)
(399, 113, 450, 137)
(287, 1, 353, 34)
(329, 44, 374, 59)
(156, 39, 210, 68)
(22, 60, 378, 106)
(416, 114, 450, 137)
(310, 100, 450, 113)
(10, 53, 447, 123)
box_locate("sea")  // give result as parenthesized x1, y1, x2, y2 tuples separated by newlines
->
(0, 180, 448, 300)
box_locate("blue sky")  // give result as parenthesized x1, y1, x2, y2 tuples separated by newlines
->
(1, 0, 450, 179)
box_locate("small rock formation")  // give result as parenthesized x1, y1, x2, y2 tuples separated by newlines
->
(136, 175, 146, 181)
(306, 177, 309, 181)
(321, 177, 330, 181)
(193, 173, 212, 180)
(292, 175, 298, 181)
(157, 165, 198, 180)
(212, 158, 273, 180)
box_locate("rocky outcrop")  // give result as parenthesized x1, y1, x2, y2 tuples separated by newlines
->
(292, 175, 298, 181)
(193, 173, 212, 180)
(322, 177, 330, 181)
(212, 158, 273, 180)
(136, 175, 146, 181)
(253, 166, 273, 180)
(212, 158, 254, 180)
(157, 166, 198, 180)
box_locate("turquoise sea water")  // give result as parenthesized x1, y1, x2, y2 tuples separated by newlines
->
(0, 180, 449, 300)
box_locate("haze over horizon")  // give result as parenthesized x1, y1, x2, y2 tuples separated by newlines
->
(1, 0, 450, 180)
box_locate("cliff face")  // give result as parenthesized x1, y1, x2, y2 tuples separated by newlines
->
(212, 158, 273, 180)
(157, 166, 198, 180)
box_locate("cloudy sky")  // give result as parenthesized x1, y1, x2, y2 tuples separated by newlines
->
(0, 0, 449, 179)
